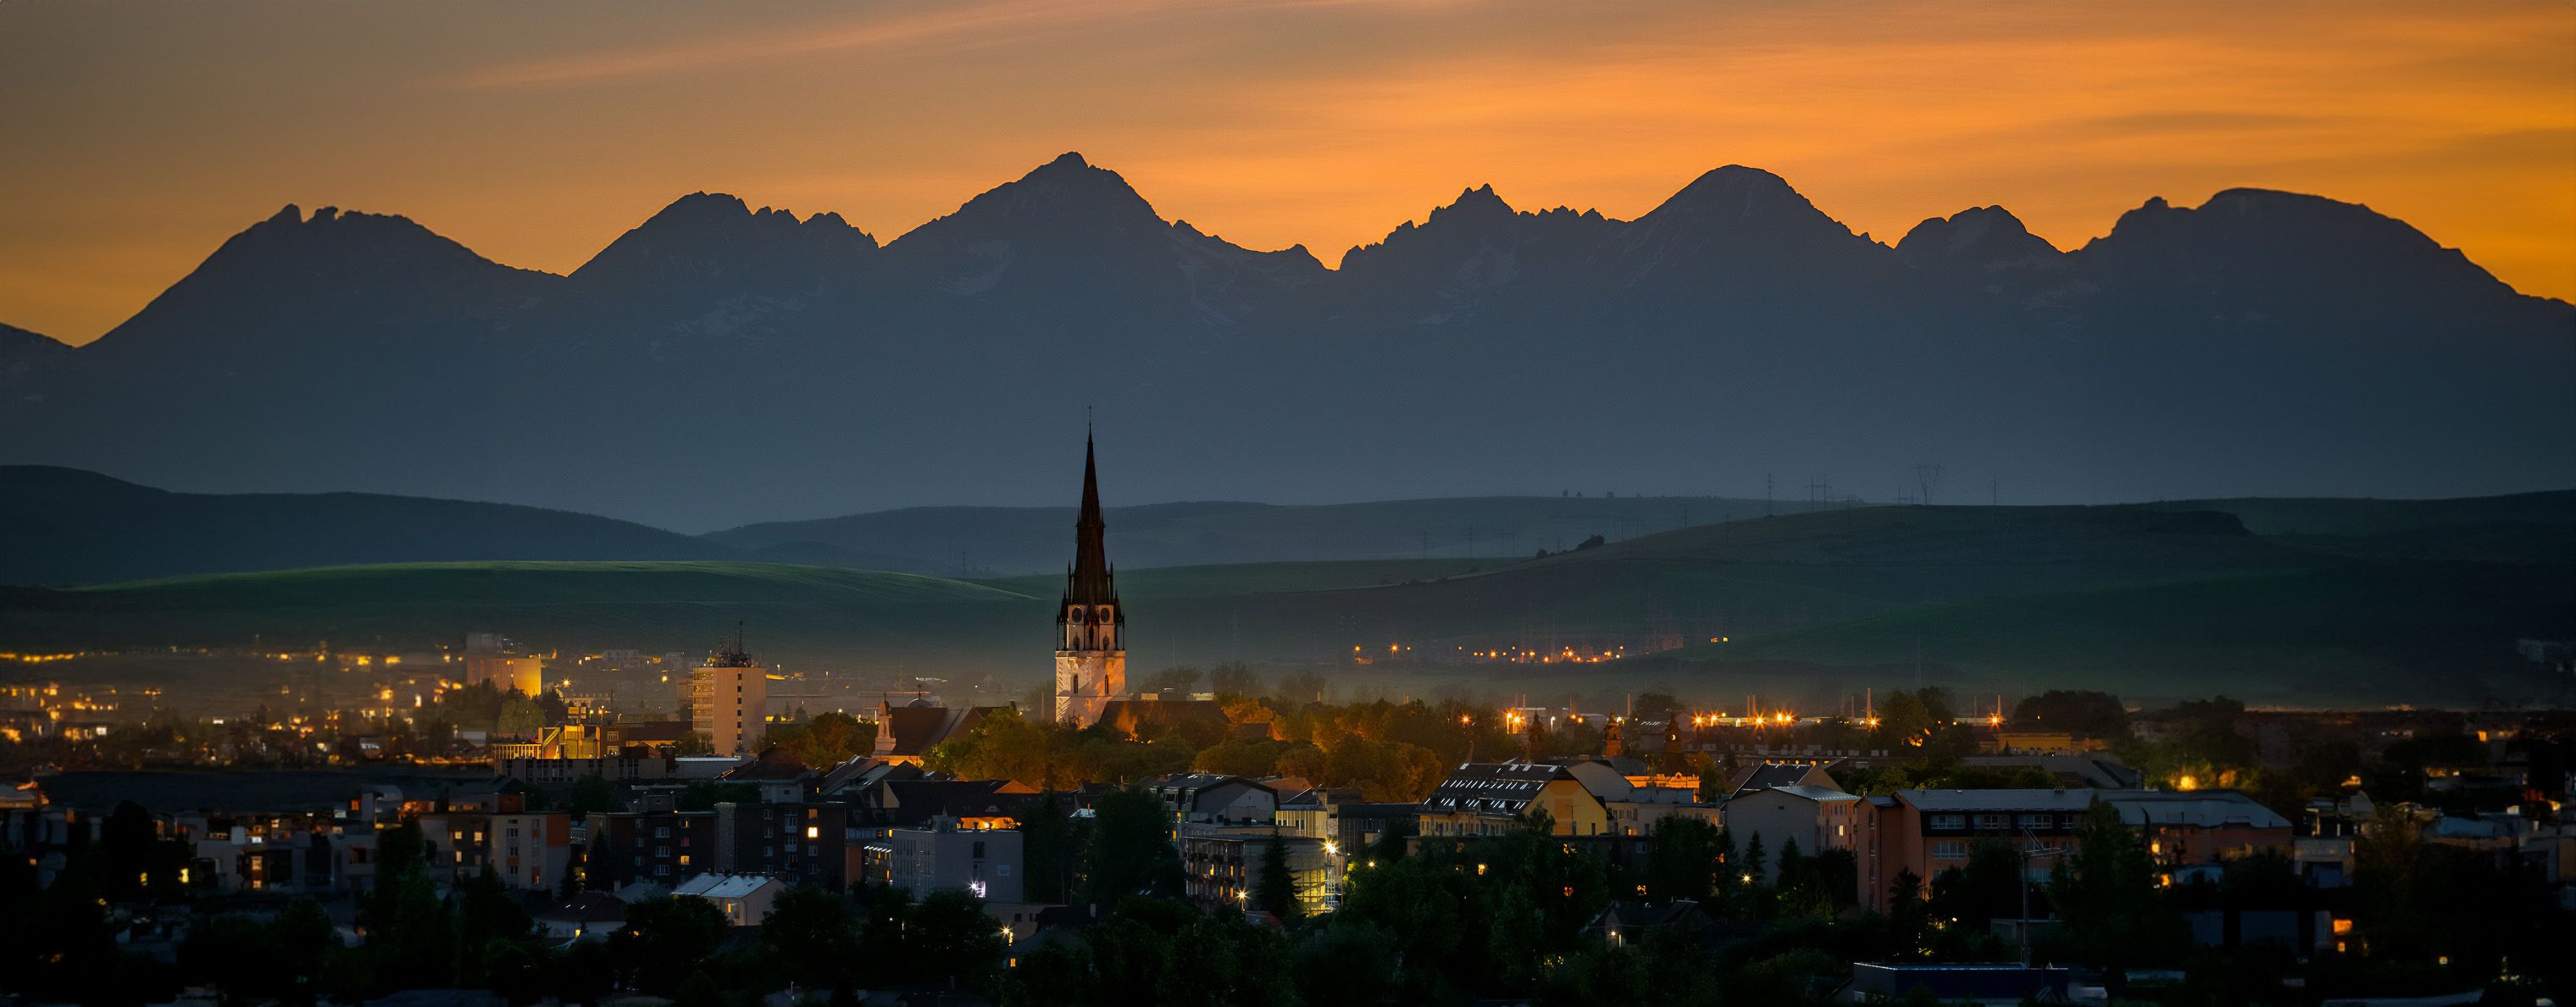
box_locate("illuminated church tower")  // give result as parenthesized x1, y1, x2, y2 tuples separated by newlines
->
(1052, 432, 1126, 726)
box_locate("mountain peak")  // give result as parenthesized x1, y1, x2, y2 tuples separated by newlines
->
(890, 152, 1169, 256)
(2079, 187, 2518, 302)
(1897, 205, 2061, 270)
(1430, 183, 1516, 225)
(570, 192, 876, 295)
(1635, 164, 1846, 232)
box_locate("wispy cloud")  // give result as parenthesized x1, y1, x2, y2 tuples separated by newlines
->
(435, 0, 1416, 90)
(438, 1, 1145, 89)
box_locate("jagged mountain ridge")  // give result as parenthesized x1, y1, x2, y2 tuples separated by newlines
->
(3, 153, 2568, 531)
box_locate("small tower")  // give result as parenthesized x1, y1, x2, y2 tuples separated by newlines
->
(1052, 431, 1127, 726)
(1603, 717, 1624, 759)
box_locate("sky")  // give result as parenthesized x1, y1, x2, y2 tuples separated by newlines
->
(3, 0, 2570, 345)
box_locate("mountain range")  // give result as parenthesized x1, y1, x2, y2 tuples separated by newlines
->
(3, 153, 2569, 531)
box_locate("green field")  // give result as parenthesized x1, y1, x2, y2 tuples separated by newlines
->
(6, 497, 2572, 709)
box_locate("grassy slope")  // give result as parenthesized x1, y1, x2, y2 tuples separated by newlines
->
(5, 562, 1046, 665)
(1, 466, 736, 585)
(710, 495, 1779, 574)
(1658, 561, 2576, 706)
(8, 499, 2571, 706)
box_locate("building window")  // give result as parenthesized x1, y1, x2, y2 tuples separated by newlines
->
(1972, 814, 2007, 830)
(1934, 841, 1968, 860)
(1929, 814, 1966, 830)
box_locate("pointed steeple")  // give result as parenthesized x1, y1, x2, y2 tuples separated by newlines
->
(1066, 430, 1114, 605)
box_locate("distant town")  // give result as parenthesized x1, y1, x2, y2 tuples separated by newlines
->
(1, 438, 2569, 1007)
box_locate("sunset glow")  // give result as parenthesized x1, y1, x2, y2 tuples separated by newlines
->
(1, 0, 2570, 343)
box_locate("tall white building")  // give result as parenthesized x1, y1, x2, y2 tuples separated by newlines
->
(690, 631, 769, 755)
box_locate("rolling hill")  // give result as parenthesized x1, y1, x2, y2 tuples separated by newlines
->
(0, 466, 734, 585)
(709, 494, 1781, 575)
(10, 495, 2568, 708)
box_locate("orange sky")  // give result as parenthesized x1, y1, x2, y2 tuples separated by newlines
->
(3, 0, 2570, 344)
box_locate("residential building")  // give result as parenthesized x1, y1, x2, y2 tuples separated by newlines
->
(496, 754, 674, 787)
(1724, 784, 1862, 882)
(1725, 761, 1841, 800)
(2105, 790, 2296, 872)
(851, 779, 1040, 885)
(690, 635, 769, 756)
(2294, 791, 2375, 887)
(717, 746, 820, 804)
(536, 893, 626, 943)
(672, 872, 785, 926)
(417, 810, 574, 892)
(1857, 789, 2095, 910)
(1418, 760, 1612, 838)
(589, 808, 719, 886)
(464, 633, 546, 696)
(708, 800, 851, 889)
(1178, 830, 1332, 914)
(489, 724, 611, 761)
(1958, 754, 2143, 790)
(887, 816, 1024, 902)
(1143, 774, 1278, 832)
(872, 701, 1004, 767)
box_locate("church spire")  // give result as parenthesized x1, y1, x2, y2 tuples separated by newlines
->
(1067, 430, 1114, 605)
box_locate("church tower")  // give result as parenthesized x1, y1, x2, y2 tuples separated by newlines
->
(1052, 432, 1126, 726)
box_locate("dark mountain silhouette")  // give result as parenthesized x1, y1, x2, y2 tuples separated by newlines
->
(3, 155, 2568, 531)
(1, 323, 74, 387)
(1897, 207, 2062, 274)
(565, 192, 877, 339)
(0, 465, 731, 584)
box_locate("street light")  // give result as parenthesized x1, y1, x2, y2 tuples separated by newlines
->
(2015, 830, 2066, 968)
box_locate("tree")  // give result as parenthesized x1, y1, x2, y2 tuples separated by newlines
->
(100, 800, 158, 900)
(496, 693, 545, 738)
(1929, 839, 2024, 932)
(1272, 671, 1329, 705)
(764, 711, 874, 769)
(1019, 790, 1082, 904)
(611, 896, 728, 995)
(1208, 662, 1262, 698)
(1256, 832, 1302, 922)
(1645, 815, 1719, 904)
(564, 773, 619, 817)
(2047, 803, 2185, 975)
(676, 781, 761, 810)
(672, 971, 724, 1007)
(456, 867, 534, 986)
(761, 886, 858, 993)
(906, 889, 1010, 991)
(2012, 690, 2131, 739)
(1144, 666, 1203, 694)
(1087, 785, 1183, 904)
(1888, 868, 1929, 957)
